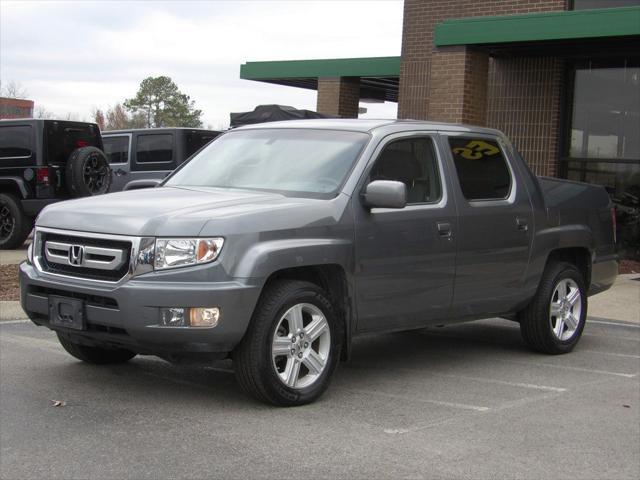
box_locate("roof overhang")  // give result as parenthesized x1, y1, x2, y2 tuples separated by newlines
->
(239, 56, 401, 102)
(434, 6, 640, 47)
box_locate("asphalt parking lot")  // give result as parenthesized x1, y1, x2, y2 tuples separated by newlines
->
(1, 317, 638, 479)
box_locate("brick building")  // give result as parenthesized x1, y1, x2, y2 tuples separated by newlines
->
(240, 1, 640, 257)
(0, 97, 34, 119)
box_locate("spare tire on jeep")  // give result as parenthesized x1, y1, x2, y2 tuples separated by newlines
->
(65, 147, 112, 197)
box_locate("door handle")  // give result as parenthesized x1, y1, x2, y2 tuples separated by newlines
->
(437, 222, 452, 237)
(516, 217, 528, 232)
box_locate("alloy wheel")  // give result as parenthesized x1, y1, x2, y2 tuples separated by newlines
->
(271, 303, 331, 389)
(549, 278, 583, 341)
(83, 155, 107, 193)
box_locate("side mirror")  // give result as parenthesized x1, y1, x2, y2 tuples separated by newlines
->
(362, 180, 407, 209)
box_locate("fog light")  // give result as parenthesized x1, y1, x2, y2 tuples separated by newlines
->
(160, 307, 187, 327)
(189, 307, 220, 327)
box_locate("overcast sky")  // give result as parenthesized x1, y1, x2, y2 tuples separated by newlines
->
(0, 0, 403, 128)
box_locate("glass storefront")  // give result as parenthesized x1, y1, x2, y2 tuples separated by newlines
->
(564, 58, 640, 259)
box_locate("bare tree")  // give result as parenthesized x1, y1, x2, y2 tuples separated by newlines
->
(105, 103, 130, 130)
(92, 108, 106, 130)
(0, 80, 29, 99)
(34, 105, 55, 119)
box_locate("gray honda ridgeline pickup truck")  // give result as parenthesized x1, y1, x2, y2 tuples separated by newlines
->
(20, 120, 618, 406)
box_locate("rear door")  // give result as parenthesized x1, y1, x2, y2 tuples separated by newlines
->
(442, 132, 533, 317)
(102, 134, 131, 192)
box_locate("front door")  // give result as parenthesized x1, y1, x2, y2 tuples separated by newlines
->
(354, 133, 457, 332)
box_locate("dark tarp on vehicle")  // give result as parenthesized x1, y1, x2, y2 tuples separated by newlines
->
(230, 105, 333, 128)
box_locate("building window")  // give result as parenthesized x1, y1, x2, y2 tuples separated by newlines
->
(564, 58, 640, 259)
(572, 0, 640, 9)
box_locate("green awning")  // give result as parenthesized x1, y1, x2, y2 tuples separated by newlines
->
(240, 56, 400, 79)
(434, 6, 640, 46)
(239, 56, 401, 102)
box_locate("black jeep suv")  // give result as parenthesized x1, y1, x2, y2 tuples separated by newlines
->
(0, 119, 110, 249)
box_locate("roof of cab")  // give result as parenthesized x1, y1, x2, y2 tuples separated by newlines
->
(232, 118, 502, 136)
(103, 127, 222, 135)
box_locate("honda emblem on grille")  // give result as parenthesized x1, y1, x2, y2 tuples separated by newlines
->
(68, 245, 84, 266)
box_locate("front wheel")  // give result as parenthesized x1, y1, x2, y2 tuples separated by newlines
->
(519, 261, 587, 354)
(57, 333, 136, 364)
(234, 280, 343, 406)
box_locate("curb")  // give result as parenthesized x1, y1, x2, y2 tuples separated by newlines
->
(0, 301, 27, 321)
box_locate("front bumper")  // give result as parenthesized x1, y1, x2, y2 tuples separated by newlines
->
(19, 261, 262, 357)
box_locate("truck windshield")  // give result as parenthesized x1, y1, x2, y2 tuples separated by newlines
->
(165, 128, 369, 196)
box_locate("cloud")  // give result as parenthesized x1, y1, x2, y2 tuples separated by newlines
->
(0, 0, 402, 127)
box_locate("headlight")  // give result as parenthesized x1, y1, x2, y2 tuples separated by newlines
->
(154, 238, 224, 270)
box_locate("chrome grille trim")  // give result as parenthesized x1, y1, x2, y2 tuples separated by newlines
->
(33, 227, 155, 284)
(44, 241, 126, 270)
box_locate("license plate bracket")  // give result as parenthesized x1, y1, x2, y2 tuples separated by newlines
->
(49, 295, 84, 330)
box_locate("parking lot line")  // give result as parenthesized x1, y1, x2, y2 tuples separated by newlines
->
(588, 319, 640, 328)
(504, 359, 638, 378)
(580, 349, 640, 359)
(340, 386, 490, 412)
(433, 373, 568, 392)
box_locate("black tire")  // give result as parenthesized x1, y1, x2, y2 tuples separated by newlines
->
(234, 280, 343, 406)
(519, 261, 587, 355)
(65, 147, 112, 197)
(56, 333, 136, 364)
(0, 193, 31, 250)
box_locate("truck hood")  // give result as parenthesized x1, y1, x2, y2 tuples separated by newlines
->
(36, 186, 345, 237)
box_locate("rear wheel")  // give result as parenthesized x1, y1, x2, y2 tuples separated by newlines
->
(0, 193, 31, 250)
(519, 262, 587, 354)
(65, 147, 112, 197)
(56, 333, 136, 364)
(234, 280, 342, 406)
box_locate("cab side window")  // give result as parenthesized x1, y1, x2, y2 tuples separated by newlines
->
(103, 136, 129, 164)
(370, 137, 442, 204)
(448, 137, 511, 201)
(0, 125, 32, 158)
(136, 134, 173, 163)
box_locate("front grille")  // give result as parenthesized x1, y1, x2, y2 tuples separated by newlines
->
(39, 231, 132, 282)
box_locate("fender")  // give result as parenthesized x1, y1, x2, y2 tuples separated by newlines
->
(231, 238, 353, 280)
(524, 223, 594, 295)
(0, 176, 29, 198)
(230, 237, 356, 362)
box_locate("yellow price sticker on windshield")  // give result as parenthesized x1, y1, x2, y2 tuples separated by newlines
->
(452, 140, 500, 160)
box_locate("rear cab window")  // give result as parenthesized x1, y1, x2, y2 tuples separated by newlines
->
(448, 137, 512, 201)
(103, 135, 130, 164)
